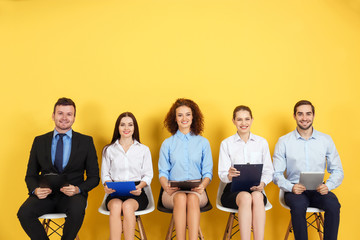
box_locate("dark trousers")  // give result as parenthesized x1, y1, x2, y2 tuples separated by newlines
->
(17, 193, 87, 240)
(284, 190, 340, 240)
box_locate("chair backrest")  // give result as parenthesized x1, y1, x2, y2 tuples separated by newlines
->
(98, 185, 155, 216)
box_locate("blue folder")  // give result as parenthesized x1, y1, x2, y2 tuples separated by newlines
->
(106, 181, 136, 197)
(231, 164, 263, 192)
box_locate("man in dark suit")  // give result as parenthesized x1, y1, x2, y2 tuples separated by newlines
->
(17, 97, 100, 240)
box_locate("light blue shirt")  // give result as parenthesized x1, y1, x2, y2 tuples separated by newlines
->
(273, 128, 344, 192)
(51, 129, 72, 170)
(158, 130, 213, 181)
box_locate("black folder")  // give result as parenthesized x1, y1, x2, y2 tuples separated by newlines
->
(231, 164, 263, 192)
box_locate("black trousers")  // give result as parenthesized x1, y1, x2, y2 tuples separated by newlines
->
(17, 192, 87, 240)
(284, 190, 340, 240)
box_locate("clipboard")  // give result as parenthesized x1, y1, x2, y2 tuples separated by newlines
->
(169, 180, 201, 191)
(231, 164, 263, 192)
(299, 172, 324, 190)
(39, 173, 69, 191)
(106, 181, 136, 197)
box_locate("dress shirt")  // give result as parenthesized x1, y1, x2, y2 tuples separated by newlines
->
(218, 133, 274, 185)
(51, 129, 72, 170)
(101, 140, 153, 186)
(158, 130, 213, 181)
(273, 128, 344, 192)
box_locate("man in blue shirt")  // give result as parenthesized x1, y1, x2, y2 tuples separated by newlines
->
(273, 100, 344, 240)
(17, 98, 99, 240)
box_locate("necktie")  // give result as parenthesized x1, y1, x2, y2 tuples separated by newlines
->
(54, 134, 65, 173)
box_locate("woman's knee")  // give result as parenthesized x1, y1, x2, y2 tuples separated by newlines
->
(174, 192, 187, 206)
(186, 194, 200, 208)
(122, 200, 138, 215)
(251, 192, 264, 206)
(108, 199, 123, 214)
(236, 192, 252, 206)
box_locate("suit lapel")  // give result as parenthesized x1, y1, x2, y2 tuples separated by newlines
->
(45, 131, 57, 172)
(63, 131, 79, 172)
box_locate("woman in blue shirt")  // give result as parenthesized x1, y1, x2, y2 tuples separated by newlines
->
(158, 98, 213, 240)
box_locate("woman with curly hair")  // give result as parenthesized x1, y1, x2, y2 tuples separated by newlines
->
(158, 98, 213, 240)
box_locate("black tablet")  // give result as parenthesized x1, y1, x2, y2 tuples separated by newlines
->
(39, 173, 69, 191)
(169, 180, 201, 191)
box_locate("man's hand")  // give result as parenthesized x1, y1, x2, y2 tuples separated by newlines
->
(35, 187, 52, 199)
(250, 182, 265, 192)
(317, 184, 329, 195)
(292, 183, 306, 194)
(227, 167, 240, 181)
(60, 185, 79, 196)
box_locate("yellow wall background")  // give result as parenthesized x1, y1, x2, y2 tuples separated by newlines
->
(1, 0, 359, 239)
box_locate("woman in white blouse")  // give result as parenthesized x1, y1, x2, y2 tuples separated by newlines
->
(218, 106, 274, 240)
(101, 112, 153, 240)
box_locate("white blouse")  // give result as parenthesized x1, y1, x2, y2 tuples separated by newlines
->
(218, 133, 274, 185)
(101, 140, 153, 186)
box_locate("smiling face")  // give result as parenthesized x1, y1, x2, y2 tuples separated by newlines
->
(175, 105, 193, 133)
(294, 104, 314, 131)
(119, 116, 134, 140)
(232, 110, 253, 136)
(52, 105, 75, 133)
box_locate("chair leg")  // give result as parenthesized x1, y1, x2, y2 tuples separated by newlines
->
(136, 216, 147, 240)
(314, 213, 323, 240)
(198, 225, 204, 240)
(165, 216, 175, 240)
(223, 213, 235, 240)
(42, 219, 50, 234)
(284, 219, 292, 240)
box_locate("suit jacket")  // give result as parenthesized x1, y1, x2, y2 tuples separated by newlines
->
(25, 131, 100, 197)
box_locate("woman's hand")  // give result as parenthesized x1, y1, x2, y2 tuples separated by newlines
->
(104, 181, 115, 194)
(227, 167, 240, 181)
(130, 185, 142, 196)
(192, 184, 205, 194)
(165, 185, 179, 196)
(250, 182, 265, 192)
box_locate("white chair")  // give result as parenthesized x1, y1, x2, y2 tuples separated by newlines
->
(279, 189, 324, 240)
(98, 185, 155, 240)
(39, 213, 80, 240)
(216, 181, 272, 240)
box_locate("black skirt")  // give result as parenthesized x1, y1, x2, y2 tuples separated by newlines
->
(220, 183, 267, 209)
(105, 182, 149, 211)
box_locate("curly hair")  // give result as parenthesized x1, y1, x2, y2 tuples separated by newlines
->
(164, 98, 204, 135)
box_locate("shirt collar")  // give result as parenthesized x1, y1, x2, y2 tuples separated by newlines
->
(234, 132, 256, 143)
(175, 130, 193, 141)
(294, 128, 317, 140)
(53, 129, 72, 139)
(114, 139, 140, 147)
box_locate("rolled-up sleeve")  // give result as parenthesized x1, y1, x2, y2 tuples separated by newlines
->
(273, 140, 294, 192)
(201, 139, 213, 180)
(261, 139, 274, 186)
(158, 140, 171, 180)
(325, 137, 344, 191)
(218, 141, 231, 183)
(141, 146, 154, 186)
